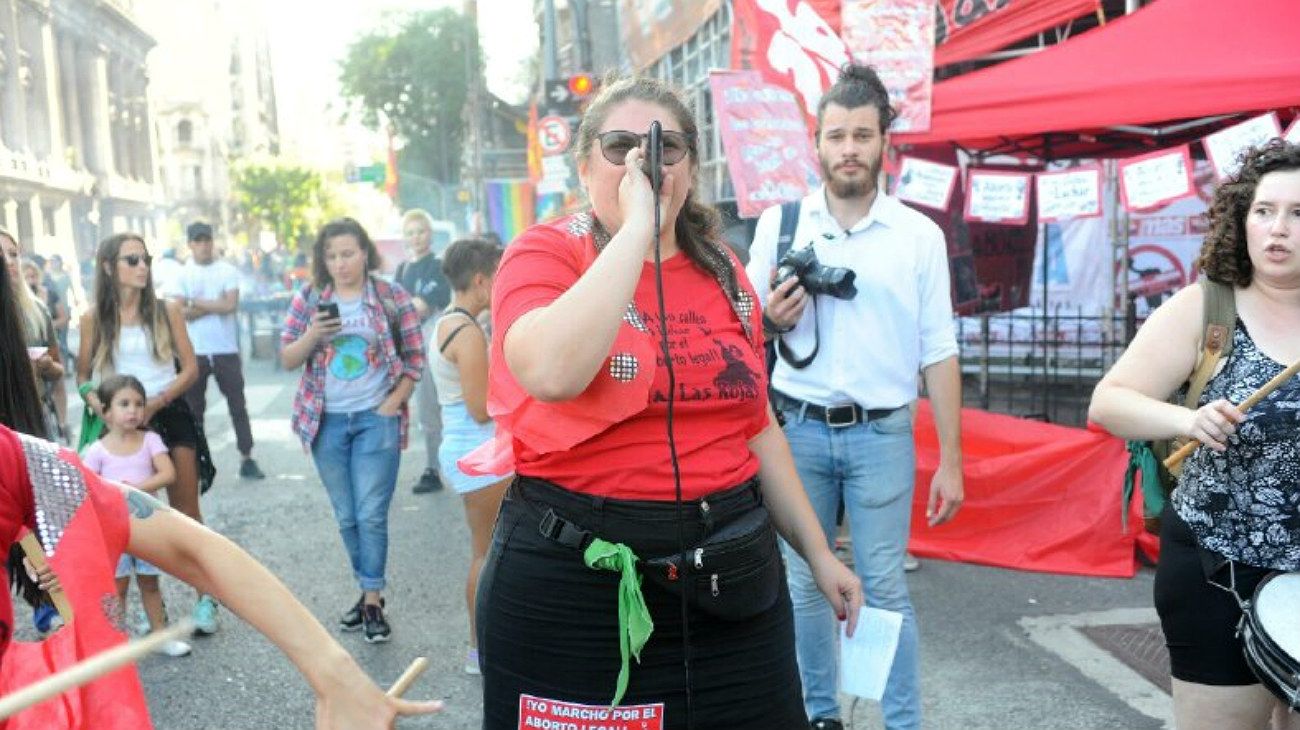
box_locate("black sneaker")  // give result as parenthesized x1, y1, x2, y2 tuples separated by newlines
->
(362, 603, 391, 643)
(810, 719, 844, 730)
(340, 594, 384, 632)
(412, 468, 443, 494)
(239, 458, 266, 480)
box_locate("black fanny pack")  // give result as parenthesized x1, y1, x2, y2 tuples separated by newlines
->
(531, 485, 783, 623)
(641, 504, 783, 622)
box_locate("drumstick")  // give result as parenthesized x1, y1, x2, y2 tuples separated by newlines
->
(0, 620, 194, 720)
(1164, 357, 1300, 470)
(386, 657, 430, 697)
(18, 532, 73, 622)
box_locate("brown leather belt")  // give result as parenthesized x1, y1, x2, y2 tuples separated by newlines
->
(771, 391, 903, 429)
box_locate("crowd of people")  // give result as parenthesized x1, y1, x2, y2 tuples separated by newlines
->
(0, 63, 1293, 730)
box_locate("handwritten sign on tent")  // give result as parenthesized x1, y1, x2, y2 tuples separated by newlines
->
(1118, 145, 1195, 212)
(841, 0, 934, 133)
(894, 156, 957, 211)
(710, 70, 821, 218)
(964, 169, 1030, 224)
(1036, 165, 1103, 222)
(1203, 112, 1282, 180)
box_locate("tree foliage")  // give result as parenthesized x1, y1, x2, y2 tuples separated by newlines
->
(338, 8, 481, 182)
(233, 163, 331, 252)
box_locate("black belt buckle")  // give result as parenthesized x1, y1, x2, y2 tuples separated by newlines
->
(539, 508, 592, 551)
(825, 404, 859, 428)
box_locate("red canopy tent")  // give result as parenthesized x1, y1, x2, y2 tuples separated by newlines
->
(895, 0, 1300, 159)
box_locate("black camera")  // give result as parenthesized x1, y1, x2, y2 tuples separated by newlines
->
(775, 246, 857, 300)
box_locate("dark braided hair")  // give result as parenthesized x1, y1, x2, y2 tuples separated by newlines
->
(1199, 140, 1300, 287)
(816, 63, 897, 137)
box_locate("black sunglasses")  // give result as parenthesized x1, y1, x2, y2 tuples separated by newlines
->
(117, 254, 153, 268)
(597, 130, 693, 166)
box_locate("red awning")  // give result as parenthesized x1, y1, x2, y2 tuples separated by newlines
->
(895, 0, 1300, 157)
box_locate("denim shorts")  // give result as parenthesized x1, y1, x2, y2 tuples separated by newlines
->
(116, 553, 161, 579)
(437, 401, 509, 494)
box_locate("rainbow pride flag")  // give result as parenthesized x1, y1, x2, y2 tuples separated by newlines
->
(485, 179, 535, 245)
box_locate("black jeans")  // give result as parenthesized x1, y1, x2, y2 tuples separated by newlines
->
(477, 476, 805, 730)
(185, 353, 253, 457)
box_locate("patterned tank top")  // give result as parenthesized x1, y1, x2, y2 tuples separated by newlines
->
(1172, 320, 1300, 570)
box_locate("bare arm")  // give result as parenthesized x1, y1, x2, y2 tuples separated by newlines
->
(750, 410, 863, 632)
(446, 321, 491, 423)
(122, 489, 442, 727)
(146, 302, 198, 421)
(131, 451, 175, 494)
(76, 312, 104, 414)
(185, 288, 239, 320)
(1089, 283, 1243, 447)
(503, 146, 665, 402)
(921, 356, 964, 526)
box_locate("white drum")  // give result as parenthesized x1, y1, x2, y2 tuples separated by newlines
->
(1240, 571, 1300, 711)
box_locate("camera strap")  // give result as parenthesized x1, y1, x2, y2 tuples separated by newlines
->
(776, 298, 819, 369)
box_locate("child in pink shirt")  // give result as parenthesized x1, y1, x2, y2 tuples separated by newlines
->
(82, 374, 190, 657)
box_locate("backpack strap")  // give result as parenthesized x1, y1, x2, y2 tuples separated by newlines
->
(1183, 279, 1237, 410)
(776, 200, 801, 263)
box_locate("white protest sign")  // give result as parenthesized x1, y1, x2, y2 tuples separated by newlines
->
(840, 606, 903, 702)
(1285, 118, 1300, 145)
(1119, 145, 1194, 212)
(1036, 165, 1103, 222)
(894, 156, 958, 211)
(1202, 112, 1282, 180)
(964, 169, 1031, 224)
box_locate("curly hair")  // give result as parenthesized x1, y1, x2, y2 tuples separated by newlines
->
(312, 217, 382, 289)
(1198, 139, 1300, 287)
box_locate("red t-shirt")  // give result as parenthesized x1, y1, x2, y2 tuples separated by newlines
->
(494, 222, 769, 500)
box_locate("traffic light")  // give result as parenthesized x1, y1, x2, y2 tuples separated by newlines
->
(567, 73, 595, 99)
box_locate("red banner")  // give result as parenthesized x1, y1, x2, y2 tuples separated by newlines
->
(841, 0, 935, 133)
(731, 0, 850, 132)
(709, 70, 821, 217)
(909, 401, 1150, 578)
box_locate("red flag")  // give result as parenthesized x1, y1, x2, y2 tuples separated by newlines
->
(0, 430, 151, 729)
(731, 0, 850, 133)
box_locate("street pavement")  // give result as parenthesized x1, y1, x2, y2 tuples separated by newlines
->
(102, 357, 1172, 729)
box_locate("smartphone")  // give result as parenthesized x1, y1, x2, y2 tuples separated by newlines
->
(647, 120, 663, 193)
(26, 346, 48, 360)
(317, 302, 340, 321)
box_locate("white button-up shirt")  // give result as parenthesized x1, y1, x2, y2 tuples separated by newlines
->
(746, 187, 959, 410)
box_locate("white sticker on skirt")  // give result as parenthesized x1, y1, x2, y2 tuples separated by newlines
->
(518, 694, 664, 729)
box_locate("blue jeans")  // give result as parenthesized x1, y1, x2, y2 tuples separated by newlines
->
(780, 403, 920, 730)
(311, 409, 402, 592)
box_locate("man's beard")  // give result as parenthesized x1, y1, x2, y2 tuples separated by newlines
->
(820, 153, 881, 199)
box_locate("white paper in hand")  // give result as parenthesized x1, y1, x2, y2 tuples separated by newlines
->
(839, 606, 903, 702)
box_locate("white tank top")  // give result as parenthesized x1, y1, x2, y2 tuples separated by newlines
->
(432, 310, 480, 406)
(112, 325, 177, 397)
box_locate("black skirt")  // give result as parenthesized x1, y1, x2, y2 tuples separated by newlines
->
(477, 476, 805, 730)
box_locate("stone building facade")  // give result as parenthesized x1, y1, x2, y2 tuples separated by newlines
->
(0, 0, 159, 266)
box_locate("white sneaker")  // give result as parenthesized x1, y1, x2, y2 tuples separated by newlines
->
(903, 552, 921, 572)
(464, 647, 481, 675)
(155, 639, 192, 657)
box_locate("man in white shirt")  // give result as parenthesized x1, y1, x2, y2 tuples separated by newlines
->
(746, 64, 964, 730)
(177, 222, 265, 480)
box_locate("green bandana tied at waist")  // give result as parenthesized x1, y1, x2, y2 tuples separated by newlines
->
(76, 382, 104, 453)
(583, 537, 654, 706)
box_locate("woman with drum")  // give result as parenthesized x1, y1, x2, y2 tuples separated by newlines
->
(1090, 140, 1300, 729)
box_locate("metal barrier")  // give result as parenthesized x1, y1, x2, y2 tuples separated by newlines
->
(954, 308, 1132, 427)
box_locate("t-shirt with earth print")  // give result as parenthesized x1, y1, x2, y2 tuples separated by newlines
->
(323, 297, 389, 413)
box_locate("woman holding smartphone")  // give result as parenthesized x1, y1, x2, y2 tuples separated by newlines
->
(280, 218, 425, 644)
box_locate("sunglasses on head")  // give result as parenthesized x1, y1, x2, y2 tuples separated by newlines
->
(117, 254, 153, 268)
(596, 130, 692, 166)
